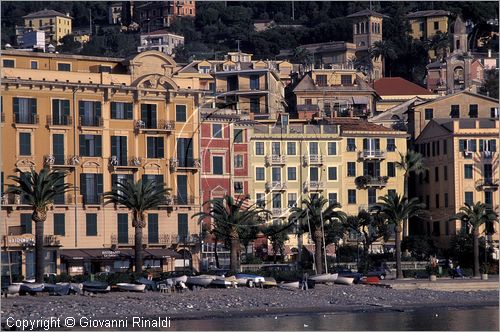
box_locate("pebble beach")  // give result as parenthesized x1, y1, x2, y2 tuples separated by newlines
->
(1, 284, 498, 329)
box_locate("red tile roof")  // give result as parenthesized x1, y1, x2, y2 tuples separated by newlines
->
(373, 77, 435, 96)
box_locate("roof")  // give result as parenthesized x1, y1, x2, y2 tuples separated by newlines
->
(417, 118, 499, 140)
(325, 118, 401, 133)
(370, 97, 428, 122)
(141, 29, 184, 37)
(347, 9, 389, 18)
(415, 90, 499, 108)
(23, 9, 72, 19)
(293, 74, 376, 94)
(373, 77, 435, 96)
(407, 10, 450, 19)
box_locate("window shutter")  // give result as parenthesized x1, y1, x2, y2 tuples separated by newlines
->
(147, 137, 154, 158)
(13, 97, 19, 121)
(111, 136, 118, 157)
(95, 135, 102, 156)
(121, 137, 127, 160)
(375, 139, 380, 150)
(80, 173, 86, 195)
(157, 137, 164, 158)
(78, 101, 84, 117)
(30, 98, 37, 116)
(479, 139, 484, 152)
(469, 139, 477, 152)
(52, 99, 58, 118)
(97, 174, 103, 195)
(79, 135, 86, 156)
(95, 102, 101, 118)
(111, 174, 117, 188)
(491, 140, 497, 152)
(111, 102, 116, 119)
(126, 103, 133, 119)
(63, 100, 70, 116)
(363, 139, 368, 150)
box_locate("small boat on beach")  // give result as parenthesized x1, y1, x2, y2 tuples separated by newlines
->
(44, 283, 71, 296)
(187, 275, 215, 288)
(4, 283, 21, 295)
(278, 281, 300, 289)
(210, 276, 234, 288)
(82, 281, 110, 293)
(262, 277, 277, 288)
(116, 283, 146, 292)
(168, 275, 188, 284)
(309, 273, 338, 283)
(57, 282, 82, 294)
(334, 276, 354, 285)
(19, 283, 44, 295)
(235, 274, 265, 287)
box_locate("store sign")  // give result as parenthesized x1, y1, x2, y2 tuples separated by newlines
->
(4, 235, 35, 246)
(102, 250, 120, 258)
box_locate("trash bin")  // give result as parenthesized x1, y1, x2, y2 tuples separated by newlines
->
(438, 267, 442, 275)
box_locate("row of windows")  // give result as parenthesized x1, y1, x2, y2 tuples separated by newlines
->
(416, 139, 497, 158)
(423, 104, 497, 120)
(18, 133, 193, 161)
(256, 189, 397, 208)
(421, 191, 493, 210)
(415, 139, 448, 157)
(210, 125, 245, 143)
(10, 97, 188, 123)
(18, 213, 190, 242)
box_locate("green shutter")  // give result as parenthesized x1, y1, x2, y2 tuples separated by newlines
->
(79, 135, 86, 156)
(97, 174, 103, 196)
(95, 102, 101, 118)
(111, 136, 118, 158)
(63, 100, 70, 116)
(54, 214, 65, 236)
(157, 137, 164, 158)
(111, 102, 116, 119)
(121, 136, 127, 162)
(95, 135, 102, 157)
(147, 137, 153, 158)
(30, 98, 37, 116)
(491, 140, 497, 152)
(13, 97, 19, 121)
(363, 139, 368, 150)
(126, 103, 133, 119)
(79, 101, 84, 117)
(80, 173, 86, 195)
(479, 140, 484, 152)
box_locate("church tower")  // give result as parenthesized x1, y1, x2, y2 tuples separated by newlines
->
(347, 9, 389, 80)
(452, 16, 468, 54)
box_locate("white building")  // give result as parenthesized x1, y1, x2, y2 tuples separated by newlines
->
(137, 30, 184, 56)
(22, 30, 46, 51)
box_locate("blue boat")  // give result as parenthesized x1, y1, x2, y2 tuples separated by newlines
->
(19, 283, 44, 295)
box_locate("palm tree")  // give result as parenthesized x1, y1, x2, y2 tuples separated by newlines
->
(428, 31, 450, 61)
(262, 224, 290, 263)
(373, 192, 425, 279)
(395, 150, 426, 237)
(453, 202, 498, 277)
(344, 210, 391, 272)
(370, 40, 397, 77)
(6, 167, 71, 282)
(104, 179, 168, 272)
(193, 195, 269, 271)
(289, 195, 346, 274)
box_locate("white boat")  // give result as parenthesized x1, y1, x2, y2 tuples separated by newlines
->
(309, 273, 338, 283)
(5, 283, 21, 295)
(186, 275, 216, 287)
(210, 276, 233, 288)
(168, 275, 188, 284)
(116, 283, 146, 292)
(334, 276, 354, 285)
(263, 277, 277, 288)
(279, 281, 300, 289)
(235, 273, 265, 287)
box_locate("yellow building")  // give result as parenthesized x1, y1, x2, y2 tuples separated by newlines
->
(407, 91, 499, 140)
(0, 50, 202, 277)
(293, 68, 379, 118)
(407, 10, 450, 41)
(18, 9, 73, 46)
(414, 119, 499, 254)
(249, 117, 407, 255)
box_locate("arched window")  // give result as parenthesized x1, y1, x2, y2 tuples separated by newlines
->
(456, 40, 460, 50)
(372, 22, 375, 33)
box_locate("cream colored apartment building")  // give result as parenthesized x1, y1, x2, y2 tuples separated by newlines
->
(16, 9, 72, 46)
(1, 50, 201, 277)
(414, 118, 499, 253)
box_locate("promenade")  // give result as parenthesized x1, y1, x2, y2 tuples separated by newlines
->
(381, 275, 499, 291)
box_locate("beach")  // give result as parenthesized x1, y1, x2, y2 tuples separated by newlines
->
(1, 283, 498, 329)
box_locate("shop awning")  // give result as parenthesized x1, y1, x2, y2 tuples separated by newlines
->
(59, 249, 92, 260)
(59, 249, 132, 260)
(144, 248, 181, 259)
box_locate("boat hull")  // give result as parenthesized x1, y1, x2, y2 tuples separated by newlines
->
(235, 274, 265, 286)
(309, 273, 338, 283)
(334, 276, 354, 285)
(82, 281, 110, 293)
(187, 275, 215, 287)
(116, 283, 146, 292)
(19, 283, 44, 295)
(263, 277, 277, 288)
(279, 281, 300, 289)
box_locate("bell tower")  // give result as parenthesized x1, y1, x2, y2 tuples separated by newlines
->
(347, 9, 388, 80)
(452, 16, 468, 54)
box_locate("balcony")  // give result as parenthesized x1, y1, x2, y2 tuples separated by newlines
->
(173, 195, 196, 206)
(170, 158, 201, 172)
(358, 150, 386, 160)
(264, 154, 286, 166)
(1, 193, 30, 206)
(82, 194, 103, 206)
(46, 115, 72, 127)
(265, 181, 287, 192)
(108, 156, 142, 171)
(475, 178, 499, 191)
(158, 195, 175, 208)
(3, 234, 61, 247)
(272, 208, 286, 217)
(110, 233, 199, 246)
(79, 116, 103, 127)
(303, 181, 325, 192)
(308, 154, 324, 165)
(44, 154, 78, 169)
(355, 175, 388, 189)
(134, 120, 174, 134)
(13, 113, 39, 126)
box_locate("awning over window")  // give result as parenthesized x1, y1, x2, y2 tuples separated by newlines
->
(59, 248, 181, 260)
(352, 96, 369, 105)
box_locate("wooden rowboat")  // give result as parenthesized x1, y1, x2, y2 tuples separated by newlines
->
(263, 277, 277, 288)
(187, 275, 216, 287)
(309, 273, 338, 283)
(279, 281, 300, 289)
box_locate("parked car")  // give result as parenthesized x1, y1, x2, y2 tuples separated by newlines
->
(366, 267, 391, 280)
(334, 268, 363, 284)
